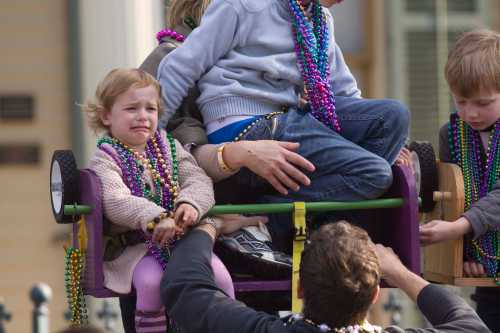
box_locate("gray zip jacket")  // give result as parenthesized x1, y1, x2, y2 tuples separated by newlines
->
(439, 123, 500, 237)
(157, 0, 361, 126)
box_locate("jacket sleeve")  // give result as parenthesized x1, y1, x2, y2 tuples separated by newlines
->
(157, 0, 239, 122)
(439, 123, 500, 238)
(325, 10, 361, 99)
(173, 138, 215, 220)
(161, 230, 289, 333)
(463, 179, 500, 238)
(387, 284, 490, 333)
(89, 150, 165, 233)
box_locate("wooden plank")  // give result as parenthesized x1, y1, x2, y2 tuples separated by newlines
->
(423, 162, 465, 280)
(454, 278, 499, 287)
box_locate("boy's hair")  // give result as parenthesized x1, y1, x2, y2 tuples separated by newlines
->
(445, 29, 500, 97)
(300, 221, 380, 328)
(166, 0, 212, 29)
(82, 68, 163, 133)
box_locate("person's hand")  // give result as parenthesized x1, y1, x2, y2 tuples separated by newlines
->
(419, 217, 472, 246)
(463, 261, 486, 277)
(375, 244, 429, 302)
(395, 147, 413, 172)
(224, 140, 316, 195)
(374, 244, 407, 286)
(216, 214, 268, 235)
(153, 218, 181, 247)
(175, 203, 199, 230)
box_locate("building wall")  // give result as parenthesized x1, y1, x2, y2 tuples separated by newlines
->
(0, 1, 71, 332)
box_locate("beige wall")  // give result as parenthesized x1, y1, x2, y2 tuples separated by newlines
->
(0, 1, 71, 332)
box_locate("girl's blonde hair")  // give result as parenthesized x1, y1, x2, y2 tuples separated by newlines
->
(445, 29, 500, 97)
(166, 0, 212, 29)
(82, 68, 163, 133)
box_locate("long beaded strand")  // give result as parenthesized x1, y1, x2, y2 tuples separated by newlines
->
(449, 113, 500, 281)
(288, 0, 340, 132)
(64, 247, 88, 326)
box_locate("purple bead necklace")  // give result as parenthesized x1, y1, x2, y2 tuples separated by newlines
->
(449, 113, 500, 281)
(97, 131, 179, 270)
(288, 0, 340, 132)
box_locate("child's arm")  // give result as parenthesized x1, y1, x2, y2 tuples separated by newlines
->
(89, 150, 166, 233)
(173, 139, 216, 224)
(462, 181, 500, 237)
(325, 10, 362, 99)
(420, 124, 500, 244)
(157, 0, 239, 121)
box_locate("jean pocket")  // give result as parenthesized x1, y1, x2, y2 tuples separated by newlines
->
(239, 118, 274, 141)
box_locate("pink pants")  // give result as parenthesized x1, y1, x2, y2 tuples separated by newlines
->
(132, 253, 234, 311)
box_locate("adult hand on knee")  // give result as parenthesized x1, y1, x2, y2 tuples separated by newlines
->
(224, 140, 315, 195)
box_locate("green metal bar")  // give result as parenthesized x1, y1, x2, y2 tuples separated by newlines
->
(64, 205, 92, 216)
(208, 198, 404, 215)
(64, 198, 406, 217)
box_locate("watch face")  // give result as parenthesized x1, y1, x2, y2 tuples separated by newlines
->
(51, 160, 63, 214)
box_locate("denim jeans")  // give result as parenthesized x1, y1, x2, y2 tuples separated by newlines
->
(234, 96, 409, 252)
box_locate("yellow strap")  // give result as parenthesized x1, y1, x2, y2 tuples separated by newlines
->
(292, 202, 306, 313)
(77, 217, 88, 253)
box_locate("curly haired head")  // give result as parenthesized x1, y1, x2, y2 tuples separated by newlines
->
(82, 68, 163, 133)
(300, 221, 380, 328)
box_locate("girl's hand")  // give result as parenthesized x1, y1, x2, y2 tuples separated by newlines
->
(153, 218, 181, 247)
(224, 140, 316, 195)
(419, 217, 472, 246)
(463, 261, 486, 277)
(175, 203, 199, 229)
(216, 214, 268, 235)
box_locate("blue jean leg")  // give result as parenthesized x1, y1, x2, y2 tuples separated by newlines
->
(234, 98, 409, 252)
(240, 109, 400, 201)
(335, 96, 409, 165)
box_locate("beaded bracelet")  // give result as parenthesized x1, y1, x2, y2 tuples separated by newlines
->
(217, 144, 237, 173)
(146, 211, 172, 233)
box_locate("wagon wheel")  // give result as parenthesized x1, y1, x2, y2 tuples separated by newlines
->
(50, 150, 79, 223)
(409, 141, 438, 212)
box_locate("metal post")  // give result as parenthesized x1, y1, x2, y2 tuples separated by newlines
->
(97, 300, 118, 331)
(0, 297, 12, 333)
(383, 290, 402, 326)
(30, 283, 52, 333)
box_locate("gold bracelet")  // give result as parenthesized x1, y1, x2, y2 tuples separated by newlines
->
(217, 144, 237, 173)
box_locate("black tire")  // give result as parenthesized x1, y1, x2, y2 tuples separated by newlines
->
(50, 150, 79, 223)
(409, 141, 438, 213)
